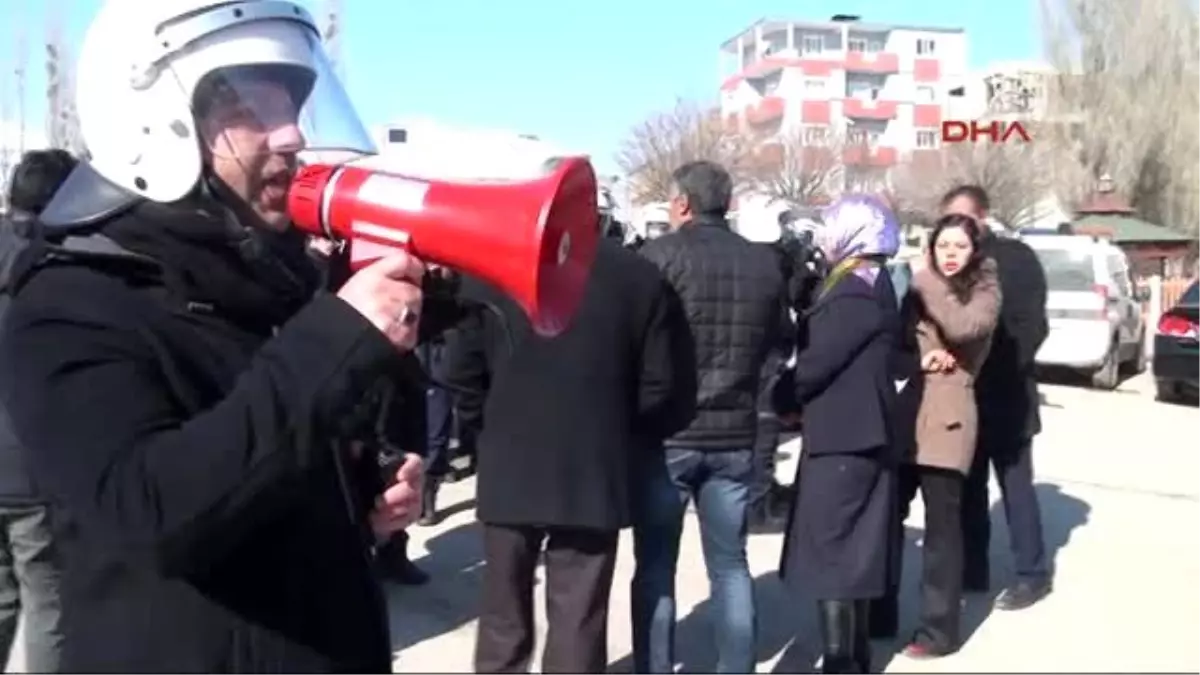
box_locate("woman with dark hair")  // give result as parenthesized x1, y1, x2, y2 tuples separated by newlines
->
(900, 213, 1001, 658)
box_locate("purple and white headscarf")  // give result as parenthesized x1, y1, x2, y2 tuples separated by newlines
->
(816, 194, 901, 284)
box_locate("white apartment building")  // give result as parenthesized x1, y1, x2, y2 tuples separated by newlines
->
(718, 15, 968, 190)
(369, 117, 570, 180)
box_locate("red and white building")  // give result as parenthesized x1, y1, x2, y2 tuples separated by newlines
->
(719, 15, 968, 191)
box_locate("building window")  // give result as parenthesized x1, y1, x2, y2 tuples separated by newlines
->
(868, 40, 884, 52)
(916, 86, 935, 103)
(804, 126, 828, 144)
(847, 79, 880, 100)
(848, 127, 880, 147)
(917, 38, 936, 55)
(759, 71, 783, 95)
(802, 34, 824, 54)
(387, 128, 407, 144)
(848, 38, 868, 52)
(916, 130, 937, 148)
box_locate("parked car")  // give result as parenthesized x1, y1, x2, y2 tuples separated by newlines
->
(1023, 233, 1147, 389)
(1152, 280, 1199, 403)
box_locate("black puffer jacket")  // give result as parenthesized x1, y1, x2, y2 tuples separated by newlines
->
(641, 216, 785, 450)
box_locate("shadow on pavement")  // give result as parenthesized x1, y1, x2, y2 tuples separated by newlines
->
(1032, 482, 1091, 573)
(872, 480, 1090, 671)
(387, 520, 485, 654)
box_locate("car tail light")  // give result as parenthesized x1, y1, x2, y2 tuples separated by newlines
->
(1157, 314, 1199, 339)
(1090, 284, 1111, 319)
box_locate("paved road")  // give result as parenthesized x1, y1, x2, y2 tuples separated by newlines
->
(387, 373, 1199, 673)
(6, 374, 1197, 672)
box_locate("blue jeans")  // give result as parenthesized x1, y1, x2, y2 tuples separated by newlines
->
(631, 448, 757, 673)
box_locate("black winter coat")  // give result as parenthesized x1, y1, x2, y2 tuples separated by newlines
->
(0, 214, 41, 503)
(0, 201, 397, 672)
(976, 236, 1049, 445)
(640, 216, 785, 450)
(442, 240, 695, 530)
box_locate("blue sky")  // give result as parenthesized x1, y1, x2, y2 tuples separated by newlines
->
(2, 0, 1041, 174)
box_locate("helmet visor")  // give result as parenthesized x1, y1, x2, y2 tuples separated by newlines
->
(190, 29, 375, 168)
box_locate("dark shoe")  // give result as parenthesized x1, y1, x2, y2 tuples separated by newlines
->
(417, 479, 441, 527)
(852, 600, 873, 672)
(994, 579, 1051, 611)
(817, 600, 869, 673)
(901, 639, 952, 660)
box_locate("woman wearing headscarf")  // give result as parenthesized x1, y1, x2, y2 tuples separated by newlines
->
(898, 213, 1000, 658)
(776, 194, 903, 674)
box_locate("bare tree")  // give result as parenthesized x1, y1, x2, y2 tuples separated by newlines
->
(891, 139, 1053, 227)
(45, 0, 83, 155)
(1040, 0, 1199, 232)
(616, 99, 754, 204)
(745, 128, 844, 206)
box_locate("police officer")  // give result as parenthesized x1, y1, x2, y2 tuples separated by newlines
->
(0, 0, 425, 670)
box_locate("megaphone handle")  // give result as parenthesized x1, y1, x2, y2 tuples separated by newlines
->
(348, 238, 411, 272)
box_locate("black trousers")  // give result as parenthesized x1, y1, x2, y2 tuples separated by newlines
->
(474, 524, 619, 673)
(961, 436, 1048, 584)
(902, 465, 964, 650)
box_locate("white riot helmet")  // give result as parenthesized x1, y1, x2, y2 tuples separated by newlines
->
(75, 0, 376, 203)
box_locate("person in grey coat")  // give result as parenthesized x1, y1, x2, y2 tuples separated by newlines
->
(0, 148, 76, 673)
(776, 194, 903, 674)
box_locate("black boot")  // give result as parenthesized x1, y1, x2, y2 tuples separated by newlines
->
(868, 594, 898, 639)
(817, 600, 868, 673)
(853, 600, 873, 672)
(417, 477, 441, 527)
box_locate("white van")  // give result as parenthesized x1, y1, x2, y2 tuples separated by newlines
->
(1023, 233, 1147, 389)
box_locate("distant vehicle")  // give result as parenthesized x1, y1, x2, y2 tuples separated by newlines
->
(1022, 233, 1147, 389)
(1151, 280, 1199, 403)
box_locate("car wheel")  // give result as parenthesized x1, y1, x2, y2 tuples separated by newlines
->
(1122, 331, 1147, 375)
(1091, 341, 1121, 390)
(1156, 380, 1180, 403)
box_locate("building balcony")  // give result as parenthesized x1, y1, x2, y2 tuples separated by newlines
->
(843, 145, 899, 167)
(842, 98, 898, 120)
(913, 104, 942, 128)
(753, 142, 838, 173)
(745, 96, 785, 126)
(721, 56, 838, 91)
(914, 59, 941, 83)
(844, 50, 899, 74)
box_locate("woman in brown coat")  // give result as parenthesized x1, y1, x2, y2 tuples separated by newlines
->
(902, 213, 1001, 659)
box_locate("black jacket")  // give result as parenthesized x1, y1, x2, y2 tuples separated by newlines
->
(0, 214, 40, 503)
(0, 201, 397, 672)
(640, 216, 785, 450)
(442, 240, 695, 530)
(976, 236, 1049, 445)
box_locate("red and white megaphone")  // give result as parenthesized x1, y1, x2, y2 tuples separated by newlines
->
(287, 157, 600, 337)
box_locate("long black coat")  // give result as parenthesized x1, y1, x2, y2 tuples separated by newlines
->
(779, 266, 901, 600)
(442, 239, 695, 530)
(976, 236, 1049, 447)
(0, 202, 397, 672)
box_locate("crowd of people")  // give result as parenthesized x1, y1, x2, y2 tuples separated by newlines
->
(0, 0, 1056, 673)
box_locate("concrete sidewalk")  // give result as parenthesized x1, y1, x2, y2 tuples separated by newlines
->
(389, 374, 1200, 673)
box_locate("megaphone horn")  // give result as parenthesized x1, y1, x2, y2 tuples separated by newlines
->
(288, 157, 600, 337)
